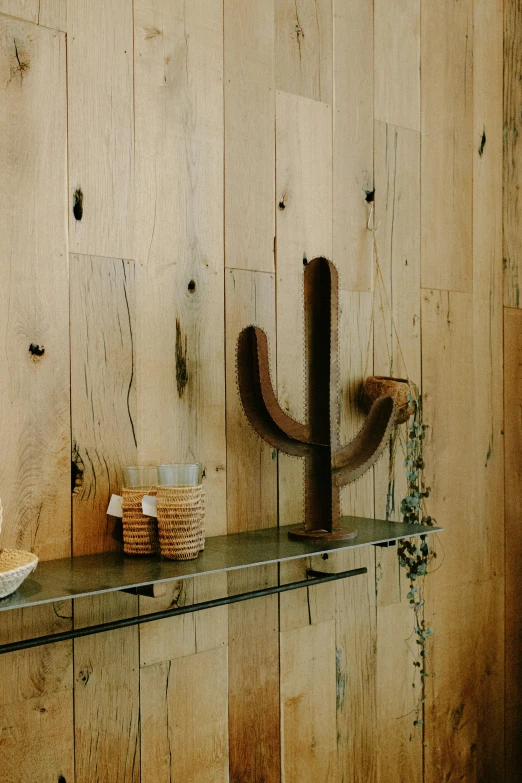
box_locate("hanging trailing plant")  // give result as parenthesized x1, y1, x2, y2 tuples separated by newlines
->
(397, 389, 436, 729)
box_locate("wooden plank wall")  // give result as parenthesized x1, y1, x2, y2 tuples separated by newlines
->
(0, 1, 514, 782)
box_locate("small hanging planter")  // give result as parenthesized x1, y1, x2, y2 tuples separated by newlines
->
(0, 497, 38, 599)
(361, 376, 415, 425)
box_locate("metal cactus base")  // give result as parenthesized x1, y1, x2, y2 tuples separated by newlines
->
(287, 525, 358, 542)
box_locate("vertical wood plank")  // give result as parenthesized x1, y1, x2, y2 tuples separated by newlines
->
(334, 548, 377, 783)
(225, 0, 275, 273)
(0, 20, 72, 781)
(422, 290, 474, 575)
(422, 288, 504, 781)
(333, 0, 373, 291)
(376, 601, 421, 783)
(0, 16, 69, 559)
(374, 0, 420, 131)
(134, 0, 226, 537)
(0, 0, 66, 29)
(275, 0, 332, 103)
(504, 0, 522, 307)
(424, 577, 504, 783)
(70, 255, 136, 556)
(141, 647, 229, 783)
(280, 619, 337, 782)
(338, 290, 374, 518)
(71, 257, 141, 783)
(67, 0, 133, 259)
(0, 603, 73, 781)
(226, 268, 280, 781)
(223, 9, 278, 767)
(421, 0, 473, 292)
(225, 269, 278, 532)
(372, 121, 421, 617)
(74, 593, 140, 783)
(504, 307, 522, 781)
(373, 122, 421, 395)
(372, 120, 422, 783)
(472, 0, 504, 585)
(228, 566, 280, 783)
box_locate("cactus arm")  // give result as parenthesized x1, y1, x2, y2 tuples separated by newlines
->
(237, 326, 324, 454)
(332, 396, 396, 487)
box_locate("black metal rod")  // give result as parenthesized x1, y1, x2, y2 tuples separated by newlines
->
(0, 567, 367, 655)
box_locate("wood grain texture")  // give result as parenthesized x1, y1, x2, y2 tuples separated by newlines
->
(226, 269, 278, 532)
(424, 577, 504, 783)
(0, 691, 74, 782)
(374, 0, 420, 131)
(376, 601, 422, 783)
(472, 0, 504, 584)
(421, 0, 473, 292)
(0, 1, 514, 779)
(224, 13, 280, 764)
(71, 255, 136, 556)
(0, 602, 73, 781)
(0, 603, 72, 707)
(280, 619, 337, 782)
(0, 16, 70, 560)
(228, 566, 280, 783)
(134, 0, 226, 536)
(372, 121, 422, 779)
(225, 0, 275, 273)
(504, 0, 522, 307)
(373, 122, 421, 394)
(333, 0, 373, 292)
(338, 290, 374, 518)
(422, 288, 505, 781)
(141, 646, 229, 783)
(373, 122, 421, 609)
(74, 592, 140, 783)
(333, 548, 378, 783)
(225, 270, 279, 780)
(67, 0, 133, 259)
(275, 0, 332, 103)
(0, 0, 66, 29)
(276, 90, 332, 529)
(279, 554, 335, 633)
(139, 574, 228, 667)
(504, 307, 522, 781)
(422, 290, 474, 575)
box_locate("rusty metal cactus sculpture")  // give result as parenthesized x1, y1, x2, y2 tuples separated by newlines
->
(236, 257, 396, 541)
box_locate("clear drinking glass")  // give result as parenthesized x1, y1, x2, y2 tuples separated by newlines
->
(157, 463, 202, 487)
(123, 466, 159, 489)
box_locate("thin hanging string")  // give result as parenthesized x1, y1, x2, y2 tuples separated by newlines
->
(364, 202, 414, 388)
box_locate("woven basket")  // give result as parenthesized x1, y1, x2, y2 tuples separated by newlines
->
(0, 497, 38, 599)
(156, 485, 205, 561)
(361, 376, 414, 425)
(122, 487, 159, 555)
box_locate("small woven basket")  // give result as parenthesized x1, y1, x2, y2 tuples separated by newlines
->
(156, 485, 205, 561)
(122, 487, 159, 555)
(0, 497, 38, 599)
(361, 376, 414, 425)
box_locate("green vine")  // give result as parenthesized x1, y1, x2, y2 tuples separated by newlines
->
(396, 390, 436, 729)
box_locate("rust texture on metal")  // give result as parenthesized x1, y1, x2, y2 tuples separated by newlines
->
(236, 257, 396, 540)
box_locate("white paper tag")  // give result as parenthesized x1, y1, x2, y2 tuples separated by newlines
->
(107, 494, 123, 518)
(142, 495, 158, 518)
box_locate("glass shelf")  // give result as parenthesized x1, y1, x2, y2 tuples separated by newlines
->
(0, 516, 442, 613)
